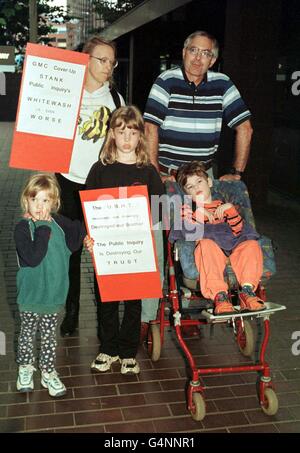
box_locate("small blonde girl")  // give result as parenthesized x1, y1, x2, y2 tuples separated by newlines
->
(15, 173, 86, 397)
(85, 106, 165, 375)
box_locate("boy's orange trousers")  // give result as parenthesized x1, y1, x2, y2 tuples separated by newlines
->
(194, 239, 263, 300)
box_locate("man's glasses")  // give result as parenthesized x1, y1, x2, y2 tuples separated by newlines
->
(90, 55, 118, 69)
(187, 47, 214, 59)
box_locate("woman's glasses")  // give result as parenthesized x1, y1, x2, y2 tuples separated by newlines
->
(90, 56, 118, 69)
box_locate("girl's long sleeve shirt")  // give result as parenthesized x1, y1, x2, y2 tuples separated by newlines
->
(14, 214, 85, 314)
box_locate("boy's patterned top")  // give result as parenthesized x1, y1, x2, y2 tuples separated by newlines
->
(182, 199, 244, 236)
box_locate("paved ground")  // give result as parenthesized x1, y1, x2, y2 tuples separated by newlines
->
(0, 121, 300, 433)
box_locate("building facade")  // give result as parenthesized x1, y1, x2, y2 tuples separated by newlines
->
(101, 0, 300, 203)
(46, 23, 67, 48)
(67, 0, 99, 46)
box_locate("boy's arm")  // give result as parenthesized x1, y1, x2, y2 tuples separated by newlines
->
(14, 220, 51, 267)
(223, 204, 244, 236)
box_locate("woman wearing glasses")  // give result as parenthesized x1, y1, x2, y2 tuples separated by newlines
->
(56, 36, 124, 337)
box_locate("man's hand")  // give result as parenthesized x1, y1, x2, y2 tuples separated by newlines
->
(219, 174, 241, 181)
(228, 120, 253, 179)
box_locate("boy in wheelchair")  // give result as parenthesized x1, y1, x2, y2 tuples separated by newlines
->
(175, 161, 266, 316)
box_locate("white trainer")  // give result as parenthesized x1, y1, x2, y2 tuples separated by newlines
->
(41, 370, 66, 397)
(120, 358, 140, 375)
(16, 364, 36, 392)
(91, 353, 119, 372)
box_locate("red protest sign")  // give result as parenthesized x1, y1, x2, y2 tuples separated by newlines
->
(9, 43, 88, 172)
(80, 185, 162, 302)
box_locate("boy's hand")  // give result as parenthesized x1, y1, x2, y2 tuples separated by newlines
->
(161, 174, 176, 183)
(182, 205, 215, 224)
(214, 203, 233, 220)
(181, 204, 193, 221)
(193, 207, 214, 224)
(203, 208, 215, 223)
(84, 235, 94, 254)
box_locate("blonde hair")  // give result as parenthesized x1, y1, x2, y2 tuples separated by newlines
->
(100, 105, 150, 167)
(20, 173, 61, 214)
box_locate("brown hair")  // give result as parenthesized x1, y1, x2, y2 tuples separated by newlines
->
(176, 161, 209, 189)
(20, 173, 61, 214)
(83, 36, 117, 87)
(100, 105, 150, 167)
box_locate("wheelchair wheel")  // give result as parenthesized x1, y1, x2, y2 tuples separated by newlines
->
(147, 324, 161, 362)
(236, 319, 254, 357)
(261, 388, 278, 416)
(190, 392, 206, 421)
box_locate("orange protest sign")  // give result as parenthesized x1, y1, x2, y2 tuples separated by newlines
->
(80, 186, 163, 302)
(9, 43, 89, 172)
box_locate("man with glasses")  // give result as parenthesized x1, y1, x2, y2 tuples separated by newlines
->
(56, 36, 124, 337)
(141, 31, 253, 341)
(144, 30, 253, 182)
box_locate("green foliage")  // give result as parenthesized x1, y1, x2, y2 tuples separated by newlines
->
(92, 0, 144, 29)
(0, 0, 68, 52)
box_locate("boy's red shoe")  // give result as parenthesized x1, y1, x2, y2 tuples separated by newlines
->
(239, 285, 266, 312)
(214, 291, 235, 315)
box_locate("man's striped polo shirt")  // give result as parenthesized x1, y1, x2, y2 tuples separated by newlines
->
(143, 66, 251, 170)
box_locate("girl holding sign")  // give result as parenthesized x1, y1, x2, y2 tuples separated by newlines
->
(56, 36, 125, 337)
(86, 106, 165, 375)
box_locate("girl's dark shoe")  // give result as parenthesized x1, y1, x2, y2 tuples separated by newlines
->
(60, 314, 78, 337)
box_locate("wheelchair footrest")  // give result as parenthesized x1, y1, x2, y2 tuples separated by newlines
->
(201, 302, 286, 323)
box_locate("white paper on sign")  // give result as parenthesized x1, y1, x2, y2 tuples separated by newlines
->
(84, 197, 156, 276)
(16, 55, 86, 139)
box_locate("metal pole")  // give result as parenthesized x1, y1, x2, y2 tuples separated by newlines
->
(128, 34, 134, 104)
(29, 0, 38, 43)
